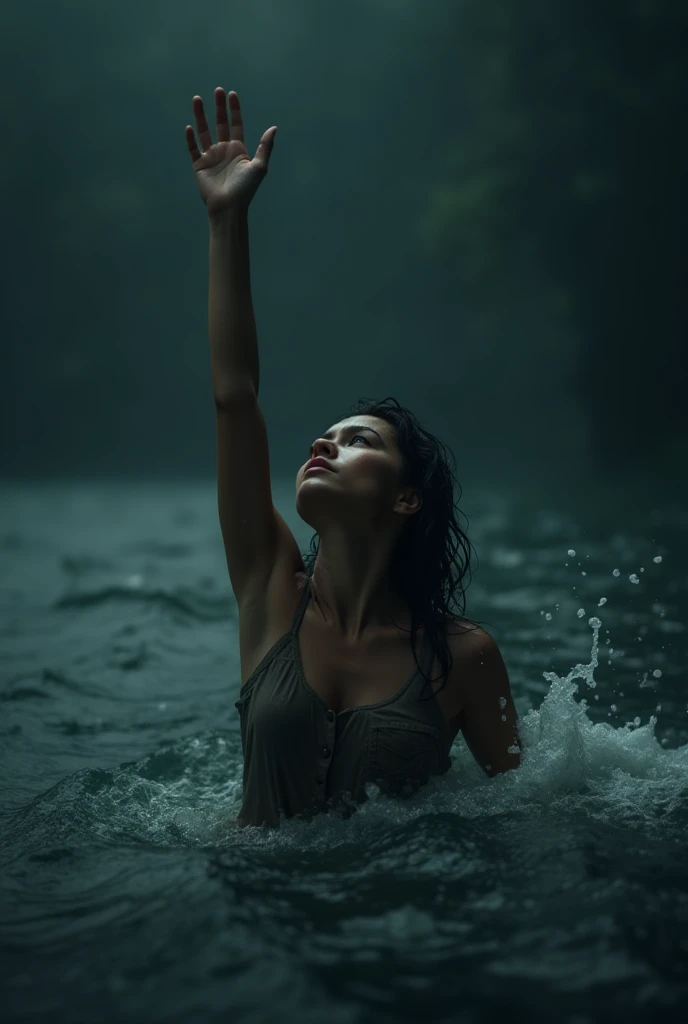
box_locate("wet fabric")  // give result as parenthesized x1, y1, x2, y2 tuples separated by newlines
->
(235, 576, 453, 827)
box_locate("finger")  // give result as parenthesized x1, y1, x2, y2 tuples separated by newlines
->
(228, 91, 244, 145)
(253, 126, 277, 168)
(185, 125, 201, 165)
(192, 95, 213, 152)
(215, 87, 229, 144)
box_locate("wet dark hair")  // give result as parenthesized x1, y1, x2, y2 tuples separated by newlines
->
(300, 396, 482, 700)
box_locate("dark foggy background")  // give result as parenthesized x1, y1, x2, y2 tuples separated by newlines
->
(2, 0, 686, 495)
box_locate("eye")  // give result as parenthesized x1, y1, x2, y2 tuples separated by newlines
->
(309, 433, 370, 456)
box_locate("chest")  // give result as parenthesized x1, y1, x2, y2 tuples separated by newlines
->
(297, 623, 418, 713)
(240, 582, 463, 741)
(295, 614, 460, 738)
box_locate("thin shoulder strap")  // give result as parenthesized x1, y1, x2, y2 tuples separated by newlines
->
(289, 574, 312, 634)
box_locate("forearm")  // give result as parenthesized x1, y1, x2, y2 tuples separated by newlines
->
(208, 210, 260, 403)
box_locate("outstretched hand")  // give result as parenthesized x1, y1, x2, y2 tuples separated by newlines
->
(185, 89, 277, 216)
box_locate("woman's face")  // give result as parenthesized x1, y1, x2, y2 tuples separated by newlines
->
(295, 415, 406, 527)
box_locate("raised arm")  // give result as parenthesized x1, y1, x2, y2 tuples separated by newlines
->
(185, 89, 302, 606)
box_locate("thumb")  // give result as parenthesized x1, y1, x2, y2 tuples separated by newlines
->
(253, 126, 277, 170)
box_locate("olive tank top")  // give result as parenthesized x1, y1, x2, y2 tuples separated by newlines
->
(234, 576, 453, 828)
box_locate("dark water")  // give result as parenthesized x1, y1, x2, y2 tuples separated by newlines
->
(1, 479, 687, 1024)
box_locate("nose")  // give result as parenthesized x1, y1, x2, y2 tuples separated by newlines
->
(311, 438, 334, 459)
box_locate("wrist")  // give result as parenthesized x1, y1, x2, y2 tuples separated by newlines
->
(208, 207, 248, 233)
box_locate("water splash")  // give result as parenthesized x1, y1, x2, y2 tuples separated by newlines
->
(5, 618, 686, 854)
(509, 616, 687, 831)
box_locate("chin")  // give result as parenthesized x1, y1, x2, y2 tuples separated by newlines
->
(295, 479, 338, 530)
(295, 490, 319, 529)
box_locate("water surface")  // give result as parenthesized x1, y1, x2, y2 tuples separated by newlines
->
(1, 479, 686, 1024)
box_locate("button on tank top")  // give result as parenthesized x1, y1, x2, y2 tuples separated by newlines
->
(234, 576, 453, 828)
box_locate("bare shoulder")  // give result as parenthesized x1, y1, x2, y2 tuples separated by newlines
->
(443, 618, 508, 697)
(444, 617, 498, 659)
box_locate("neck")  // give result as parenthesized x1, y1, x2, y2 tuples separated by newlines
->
(308, 530, 407, 640)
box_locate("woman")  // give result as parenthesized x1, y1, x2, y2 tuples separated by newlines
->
(185, 88, 522, 828)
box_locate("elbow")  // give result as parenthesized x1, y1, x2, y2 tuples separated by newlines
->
(483, 742, 522, 778)
(214, 381, 258, 411)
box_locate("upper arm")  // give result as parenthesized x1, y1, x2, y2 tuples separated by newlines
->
(215, 389, 303, 607)
(456, 629, 521, 778)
